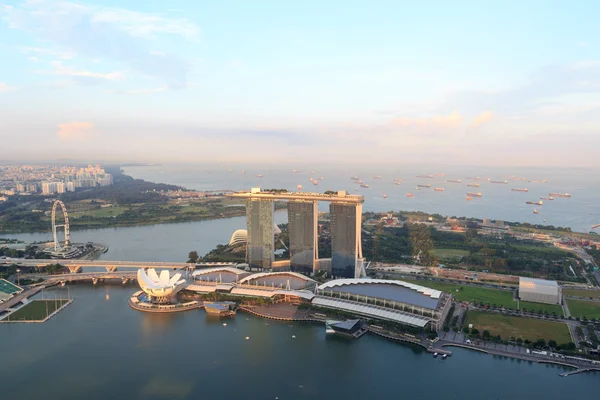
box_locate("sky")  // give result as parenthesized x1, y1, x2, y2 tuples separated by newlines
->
(0, 0, 599, 166)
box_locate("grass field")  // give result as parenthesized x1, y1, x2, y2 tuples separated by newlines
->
(5, 299, 70, 322)
(431, 249, 470, 259)
(465, 311, 572, 343)
(68, 206, 129, 218)
(563, 289, 600, 299)
(518, 301, 564, 316)
(401, 278, 518, 308)
(566, 299, 600, 319)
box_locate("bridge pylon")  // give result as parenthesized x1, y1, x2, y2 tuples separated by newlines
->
(67, 265, 82, 274)
(105, 266, 118, 272)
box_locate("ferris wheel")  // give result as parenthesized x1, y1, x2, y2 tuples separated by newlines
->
(52, 200, 70, 251)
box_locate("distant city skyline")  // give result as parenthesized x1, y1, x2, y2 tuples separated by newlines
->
(0, 1, 599, 166)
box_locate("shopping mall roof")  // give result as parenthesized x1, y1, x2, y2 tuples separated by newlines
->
(238, 271, 316, 285)
(318, 278, 442, 310)
(312, 296, 430, 328)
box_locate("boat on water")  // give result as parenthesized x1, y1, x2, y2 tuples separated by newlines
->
(533, 209, 540, 214)
(511, 188, 529, 192)
(204, 302, 237, 317)
(447, 180, 462, 183)
(417, 174, 434, 178)
(406, 193, 415, 197)
(256, 174, 263, 178)
(360, 184, 369, 188)
(313, 181, 319, 186)
(540, 196, 554, 200)
(466, 176, 481, 180)
(442, 354, 448, 360)
(433, 352, 438, 358)
(467, 192, 483, 197)
(466, 196, 473, 201)
(549, 192, 571, 198)
(392, 179, 402, 185)
(529, 179, 547, 183)
(373, 175, 382, 179)
(381, 191, 387, 198)
(490, 180, 508, 184)
(526, 200, 543, 205)
(467, 183, 480, 187)
(434, 187, 444, 192)
(418, 184, 431, 188)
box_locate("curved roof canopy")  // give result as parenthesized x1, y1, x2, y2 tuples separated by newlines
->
(192, 267, 249, 277)
(238, 271, 316, 285)
(318, 278, 442, 299)
(229, 229, 248, 246)
(137, 268, 186, 297)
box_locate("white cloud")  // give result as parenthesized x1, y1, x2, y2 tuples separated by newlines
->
(0, 82, 16, 92)
(21, 46, 73, 60)
(57, 121, 95, 140)
(36, 62, 124, 81)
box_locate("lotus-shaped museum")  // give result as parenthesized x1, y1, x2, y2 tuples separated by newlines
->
(137, 268, 186, 298)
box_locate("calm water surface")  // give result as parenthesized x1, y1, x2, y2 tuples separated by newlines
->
(1, 285, 597, 400)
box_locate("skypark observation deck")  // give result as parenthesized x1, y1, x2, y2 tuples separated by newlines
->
(227, 190, 365, 204)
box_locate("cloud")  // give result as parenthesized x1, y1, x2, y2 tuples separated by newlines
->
(37, 62, 123, 83)
(117, 86, 168, 95)
(389, 111, 463, 130)
(2, 1, 197, 87)
(0, 82, 16, 92)
(469, 111, 494, 128)
(441, 61, 600, 115)
(21, 46, 73, 60)
(57, 122, 95, 140)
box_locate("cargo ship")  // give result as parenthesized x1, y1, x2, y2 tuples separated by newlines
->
(540, 196, 554, 201)
(447, 179, 462, 183)
(360, 184, 369, 188)
(526, 200, 543, 205)
(417, 175, 434, 178)
(511, 188, 529, 192)
(418, 184, 431, 188)
(373, 175, 382, 180)
(467, 192, 482, 197)
(313, 181, 319, 186)
(549, 193, 571, 198)
(466, 196, 473, 201)
(533, 209, 540, 214)
(467, 183, 480, 187)
(256, 174, 263, 178)
(490, 180, 508, 184)
(466, 177, 481, 180)
(434, 187, 444, 192)
(392, 179, 402, 185)
(406, 193, 415, 197)
(382, 191, 387, 198)
(529, 179, 547, 183)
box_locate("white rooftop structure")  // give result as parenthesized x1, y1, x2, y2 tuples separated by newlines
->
(229, 229, 248, 246)
(519, 277, 562, 305)
(312, 296, 430, 327)
(318, 278, 442, 299)
(137, 268, 186, 298)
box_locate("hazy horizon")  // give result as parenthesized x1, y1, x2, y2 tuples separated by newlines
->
(1, 1, 599, 167)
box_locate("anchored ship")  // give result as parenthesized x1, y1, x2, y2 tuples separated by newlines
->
(467, 192, 483, 197)
(549, 193, 571, 198)
(526, 200, 543, 205)
(447, 180, 462, 183)
(511, 188, 529, 192)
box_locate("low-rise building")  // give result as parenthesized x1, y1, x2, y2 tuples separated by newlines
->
(519, 277, 562, 305)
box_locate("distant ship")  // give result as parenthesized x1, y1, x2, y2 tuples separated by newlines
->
(467, 183, 480, 187)
(533, 209, 540, 214)
(256, 174, 263, 178)
(526, 200, 543, 205)
(466, 196, 473, 201)
(392, 179, 402, 185)
(319, 177, 324, 180)
(529, 179, 547, 183)
(491, 180, 508, 184)
(360, 184, 370, 188)
(292, 169, 300, 173)
(466, 177, 481, 180)
(241, 170, 245, 174)
(313, 181, 319, 186)
(549, 193, 571, 198)
(447, 179, 462, 183)
(540, 196, 554, 201)
(350, 176, 359, 181)
(418, 184, 431, 188)
(382, 191, 387, 198)
(467, 192, 482, 197)
(511, 188, 529, 192)
(311, 171, 316, 174)
(434, 187, 444, 192)
(417, 175, 434, 178)
(373, 176, 382, 180)
(358, 180, 364, 184)
(406, 193, 415, 197)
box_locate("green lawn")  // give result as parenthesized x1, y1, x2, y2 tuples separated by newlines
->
(68, 206, 128, 218)
(518, 301, 564, 316)
(5, 300, 70, 322)
(563, 289, 600, 299)
(431, 248, 470, 259)
(466, 311, 572, 343)
(566, 299, 600, 319)
(400, 278, 517, 308)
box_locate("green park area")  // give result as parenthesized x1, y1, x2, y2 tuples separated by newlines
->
(563, 289, 600, 299)
(431, 248, 470, 259)
(566, 299, 600, 319)
(401, 278, 564, 315)
(4, 300, 70, 322)
(465, 311, 572, 343)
